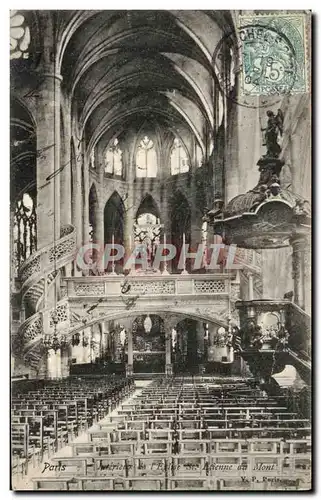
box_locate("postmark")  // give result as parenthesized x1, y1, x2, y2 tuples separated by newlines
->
(239, 14, 308, 97)
(213, 13, 309, 108)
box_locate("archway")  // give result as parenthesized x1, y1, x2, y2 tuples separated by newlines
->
(132, 315, 165, 373)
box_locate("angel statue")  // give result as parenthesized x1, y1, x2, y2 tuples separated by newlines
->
(261, 109, 284, 158)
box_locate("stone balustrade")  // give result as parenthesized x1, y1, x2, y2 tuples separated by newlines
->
(64, 273, 235, 298)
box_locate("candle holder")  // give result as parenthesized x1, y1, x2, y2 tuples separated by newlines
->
(109, 234, 117, 275)
(181, 232, 189, 275)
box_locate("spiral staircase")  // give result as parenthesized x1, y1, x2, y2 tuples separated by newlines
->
(12, 225, 77, 374)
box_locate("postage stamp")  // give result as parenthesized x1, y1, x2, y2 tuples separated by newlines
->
(238, 14, 308, 97)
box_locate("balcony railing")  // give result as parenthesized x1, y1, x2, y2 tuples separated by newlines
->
(64, 273, 236, 299)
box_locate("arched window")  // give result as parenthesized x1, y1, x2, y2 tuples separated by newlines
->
(13, 193, 37, 272)
(170, 138, 190, 175)
(10, 11, 30, 60)
(105, 138, 123, 176)
(196, 143, 203, 168)
(136, 136, 157, 178)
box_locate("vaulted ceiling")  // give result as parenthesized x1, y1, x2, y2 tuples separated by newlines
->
(16, 10, 236, 157)
(56, 10, 235, 154)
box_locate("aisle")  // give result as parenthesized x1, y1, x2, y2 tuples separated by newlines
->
(12, 380, 152, 490)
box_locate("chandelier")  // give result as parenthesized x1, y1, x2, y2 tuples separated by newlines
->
(71, 332, 80, 346)
(43, 332, 68, 352)
(43, 309, 68, 352)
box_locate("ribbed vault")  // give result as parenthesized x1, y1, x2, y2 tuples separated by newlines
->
(55, 10, 235, 159)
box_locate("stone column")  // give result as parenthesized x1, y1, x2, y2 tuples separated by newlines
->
(36, 71, 62, 247)
(162, 189, 172, 273)
(72, 140, 83, 244)
(165, 332, 172, 376)
(123, 161, 135, 271)
(164, 317, 178, 376)
(60, 100, 71, 228)
(207, 323, 218, 363)
(126, 328, 133, 376)
(196, 321, 205, 373)
(95, 202, 105, 272)
(82, 155, 90, 247)
(47, 349, 62, 379)
(60, 108, 72, 282)
(61, 345, 71, 378)
(100, 321, 107, 359)
(291, 234, 311, 312)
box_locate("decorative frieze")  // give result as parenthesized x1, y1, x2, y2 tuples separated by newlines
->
(129, 280, 175, 295)
(74, 283, 105, 296)
(194, 279, 225, 294)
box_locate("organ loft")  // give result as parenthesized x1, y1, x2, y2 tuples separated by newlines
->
(10, 10, 311, 491)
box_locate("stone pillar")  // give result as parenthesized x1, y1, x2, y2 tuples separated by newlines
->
(126, 328, 133, 376)
(82, 328, 91, 363)
(72, 140, 83, 249)
(165, 332, 172, 376)
(60, 101, 71, 228)
(196, 321, 205, 373)
(61, 345, 71, 378)
(82, 156, 90, 247)
(100, 321, 107, 358)
(36, 71, 62, 247)
(91, 325, 101, 362)
(291, 234, 311, 312)
(162, 189, 172, 273)
(164, 317, 178, 376)
(95, 202, 105, 272)
(123, 161, 135, 271)
(47, 349, 62, 379)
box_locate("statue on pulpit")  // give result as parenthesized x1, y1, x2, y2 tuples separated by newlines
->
(261, 109, 284, 159)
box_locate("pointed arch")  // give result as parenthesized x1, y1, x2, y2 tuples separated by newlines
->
(136, 193, 160, 221)
(104, 137, 123, 176)
(104, 190, 125, 248)
(135, 135, 157, 178)
(170, 137, 190, 175)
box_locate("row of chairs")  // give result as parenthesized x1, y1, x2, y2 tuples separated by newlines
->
(31, 376, 311, 490)
(12, 375, 134, 477)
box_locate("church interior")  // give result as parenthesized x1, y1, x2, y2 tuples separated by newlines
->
(10, 10, 311, 491)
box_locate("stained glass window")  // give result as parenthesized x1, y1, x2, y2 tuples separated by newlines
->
(105, 138, 123, 176)
(170, 138, 190, 175)
(10, 11, 30, 60)
(136, 136, 157, 178)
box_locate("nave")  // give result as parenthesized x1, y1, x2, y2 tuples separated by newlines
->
(12, 375, 311, 491)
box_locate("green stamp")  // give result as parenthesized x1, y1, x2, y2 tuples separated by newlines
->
(239, 14, 308, 96)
